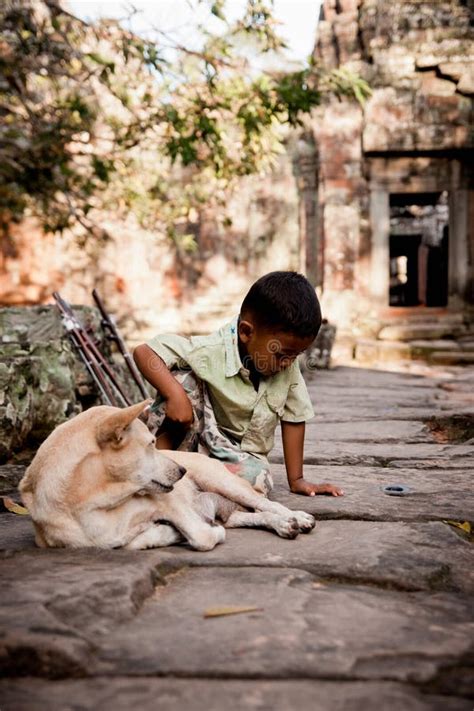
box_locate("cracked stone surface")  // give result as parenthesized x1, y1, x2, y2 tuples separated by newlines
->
(1, 365, 473, 710)
(0, 679, 471, 711)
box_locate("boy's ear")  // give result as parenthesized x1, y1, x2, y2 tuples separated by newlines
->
(238, 318, 254, 343)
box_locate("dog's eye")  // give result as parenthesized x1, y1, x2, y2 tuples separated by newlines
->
(148, 438, 156, 447)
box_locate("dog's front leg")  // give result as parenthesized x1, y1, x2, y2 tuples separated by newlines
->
(225, 510, 300, 539)
(125, 523, 184, 550)
(186, 463, 316, 534)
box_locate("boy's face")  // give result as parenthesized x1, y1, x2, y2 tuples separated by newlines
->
(238, 319, 314, 377)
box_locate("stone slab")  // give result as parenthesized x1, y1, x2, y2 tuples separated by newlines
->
(2, 517, 472, 593)
(88, 568, 474, 690)
(0, 679, 470, 711)
(432, 352, 474, 365)
(5, 559, 469, 688)
(289, 419, 432, 443)
(306, 385, 439, 404)
(410, 340, 461, 352)
(0, 464, 26, 494)
(306, 366, 444, 390)
(270, 440, 474, 468)
(0, 513, 36, 549)
(378, 325, 465, 342)
(1, 363, 472, 706)
(309, 408, 474, 422)
(268, 464, 474, 523)
(0, 548, 167, 677)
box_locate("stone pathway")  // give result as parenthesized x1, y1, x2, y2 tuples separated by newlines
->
(1, 366, 473, 710)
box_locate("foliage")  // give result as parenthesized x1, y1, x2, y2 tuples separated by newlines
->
(0, 0, 371, 242)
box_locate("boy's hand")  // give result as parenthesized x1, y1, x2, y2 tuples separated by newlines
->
(165, 389, 194, 427)
(290, 479, 344, 497)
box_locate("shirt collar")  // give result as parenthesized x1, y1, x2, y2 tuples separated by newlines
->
(223, 314, 245, 377)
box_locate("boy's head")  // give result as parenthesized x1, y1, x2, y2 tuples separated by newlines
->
(238, 271, 322, 376)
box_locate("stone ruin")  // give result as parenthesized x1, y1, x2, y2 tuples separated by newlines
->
(1, 0, 474, 463)
(304, 0, 474, 365)
(0, 306, 146, 469)
(2, 1, 472, 368)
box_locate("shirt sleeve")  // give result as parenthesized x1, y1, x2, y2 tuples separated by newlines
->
(146, 333, 193, 370)
(281, 363, 315, 423)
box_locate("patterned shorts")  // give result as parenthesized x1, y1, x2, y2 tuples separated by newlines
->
(147, 369, 273, 495)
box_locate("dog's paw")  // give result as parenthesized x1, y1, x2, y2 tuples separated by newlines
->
(191, 525, 226, 551)
(214, 525, 226, 545)
(292, 511, 316, 533)
(273, 516, 300, 539)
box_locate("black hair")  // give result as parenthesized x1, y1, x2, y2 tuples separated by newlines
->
(240, 271, 322, 339)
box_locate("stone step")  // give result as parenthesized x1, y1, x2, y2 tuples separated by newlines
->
(378, 323, 468, 342)
(377, 309, 466, 323)
(355, 339, 411, 364)
(354, 338, 474, 365)
(431, 350, 474, 365)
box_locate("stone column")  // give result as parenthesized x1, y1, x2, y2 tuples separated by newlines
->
(294, 135, 320, 288)
(448, 187, 470, 306)
(369, 188, 390, 306)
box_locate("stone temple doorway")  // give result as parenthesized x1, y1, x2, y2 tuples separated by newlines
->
(388, 192, 449, 308)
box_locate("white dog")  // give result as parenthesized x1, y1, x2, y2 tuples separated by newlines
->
(19, 400, 315, 551)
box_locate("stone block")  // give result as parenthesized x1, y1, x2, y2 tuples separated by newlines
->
(338, 0, 361, 12)
(457, 68, 474, 95)
(409, 340, 461, 361)
(334, 17, 361, 62)
(419, 72, 457, 96)
(0, 306, 144, 462)
(1, 679, 470, 711)
(431, 351, 474, 365)
(415, 93, 472, 126)
(354, 339, 411, 364)
(378, 323, 465, 342)
(268, 461, 474, 523)
(439, 61, 472, 82)
(2, 516, 473, 594)
(84, 568, 474, 685)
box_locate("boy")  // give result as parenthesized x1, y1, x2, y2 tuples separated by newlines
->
(134, 271, 343, 497)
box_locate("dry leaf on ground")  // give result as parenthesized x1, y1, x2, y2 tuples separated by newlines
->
(2, 497, 29, 515)
(203, 606, 262, 618)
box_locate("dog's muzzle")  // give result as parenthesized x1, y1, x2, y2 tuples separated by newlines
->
(151, 480, 174, 493)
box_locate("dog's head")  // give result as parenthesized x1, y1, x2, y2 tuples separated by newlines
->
(94, 400, 186, 493)
(19, 400, 186, 516)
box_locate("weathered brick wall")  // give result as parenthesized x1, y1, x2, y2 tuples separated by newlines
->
(312, 0, 473, 331)
(0, 151, 301, 343)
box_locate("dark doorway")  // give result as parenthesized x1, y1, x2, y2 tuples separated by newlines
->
(388, 192, 449, 307)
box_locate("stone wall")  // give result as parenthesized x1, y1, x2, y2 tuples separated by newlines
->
(311, 0, 474, 337)
(0, 150, 301, 345)
(0, 306, 146, 463)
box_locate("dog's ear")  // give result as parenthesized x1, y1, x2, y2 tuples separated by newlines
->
(96, 400, 153, 449)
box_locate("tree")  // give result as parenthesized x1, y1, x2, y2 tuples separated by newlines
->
(0, 0, 370, 244)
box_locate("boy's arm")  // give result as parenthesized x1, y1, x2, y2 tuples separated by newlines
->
(133, 344, 193, 426)
(281, 420, 343, 497)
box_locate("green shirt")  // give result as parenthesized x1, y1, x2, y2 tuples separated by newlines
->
(147, 315, 315, 457)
